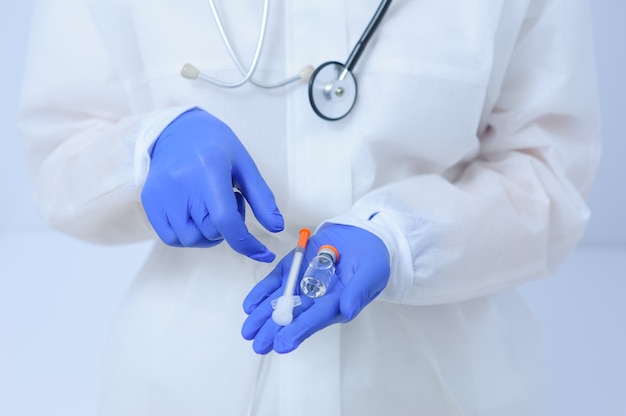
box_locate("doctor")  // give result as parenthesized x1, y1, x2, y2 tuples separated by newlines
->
(19, 0, 599, 415)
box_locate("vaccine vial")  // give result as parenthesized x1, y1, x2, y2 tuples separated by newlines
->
(300, 245, 339, 299)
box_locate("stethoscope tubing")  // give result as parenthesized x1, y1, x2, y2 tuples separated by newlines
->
(344, 0, 393, 73)
(204, 0, 271, 88)
(190, 0, 393, 120)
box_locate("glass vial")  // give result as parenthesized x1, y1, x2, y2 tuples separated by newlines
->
(300, 245, 339, 299)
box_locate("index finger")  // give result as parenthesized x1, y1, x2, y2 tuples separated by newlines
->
(339, 258, 389, 320)
(202, 151, 275, 262)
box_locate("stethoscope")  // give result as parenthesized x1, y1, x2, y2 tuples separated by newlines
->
(181, 0, 393, 121)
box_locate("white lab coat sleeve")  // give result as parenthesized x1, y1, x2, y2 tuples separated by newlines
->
(325, 0, 601, 305)
(18, 0, 192, 245)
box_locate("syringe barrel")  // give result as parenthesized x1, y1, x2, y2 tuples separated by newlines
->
(283, 247, 304, 296)
(271, 228, 310, 326)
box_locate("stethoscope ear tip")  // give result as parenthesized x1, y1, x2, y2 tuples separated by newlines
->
(298, 65, 316, 82)
(181, 63, 200, 80)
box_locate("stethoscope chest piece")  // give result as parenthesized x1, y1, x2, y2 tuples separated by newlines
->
(186, 0, 392, 121)
(308, 62, 357, 121)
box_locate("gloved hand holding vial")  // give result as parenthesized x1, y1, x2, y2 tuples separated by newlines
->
(271, 229, 339, 325)
(243, 224, 390, 354)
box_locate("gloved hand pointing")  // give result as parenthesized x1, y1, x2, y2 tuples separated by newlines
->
(141, 108, 283, 262)
(241, 223, 391, 353)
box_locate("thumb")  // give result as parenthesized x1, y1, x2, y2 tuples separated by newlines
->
(339, 266, 387, 321)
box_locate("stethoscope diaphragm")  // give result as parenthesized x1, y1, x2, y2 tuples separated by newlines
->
(308, 62, 358, 121)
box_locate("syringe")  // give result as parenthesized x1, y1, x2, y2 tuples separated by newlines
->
(271, 228, 311, 326)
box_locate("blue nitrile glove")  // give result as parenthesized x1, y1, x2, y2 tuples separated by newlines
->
(241, 223, 390, 354)
(141, 108, 284, 262)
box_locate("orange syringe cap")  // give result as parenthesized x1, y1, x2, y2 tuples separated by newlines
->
(297, 228, 311, 249)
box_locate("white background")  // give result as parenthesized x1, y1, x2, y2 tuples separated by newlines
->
(1, 1, 625, 415)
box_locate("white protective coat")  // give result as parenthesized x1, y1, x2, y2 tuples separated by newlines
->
(19, 0, 600, 415)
